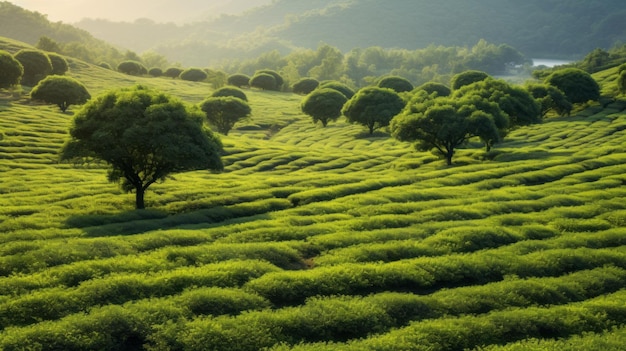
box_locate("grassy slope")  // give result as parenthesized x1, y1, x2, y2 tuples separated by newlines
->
(1, 40, 626, 350)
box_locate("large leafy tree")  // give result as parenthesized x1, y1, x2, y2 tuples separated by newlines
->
(391, 92, 501, 165)
(200, 96, 251, 135)
(0, 50, 23, 88)
(47, 53, 69, 75)
(31, 75, 91, 112)
(61, 85, 223, 209)
(526, 83, 572, 117)
(301, 88, 348, 127)
(453, 78, 541, 128)
(342, 87, 405, 134)
(13, 49, 52, 86)
(450, 70, 490, 90)
(545, 68, 600, 104)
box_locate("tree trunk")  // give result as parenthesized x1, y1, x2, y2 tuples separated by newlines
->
(135, 186, 145, 209)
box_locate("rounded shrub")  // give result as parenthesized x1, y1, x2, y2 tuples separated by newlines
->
(546, 68, 600, 104)
(250, 73, 277, 90)
(117, 60, 147, 76)
(451, 70, 490, 90)
(416, 82, 451, 97)
(179, 68, 208, 82)
(211, 86, 248, 101)
(0, 49, 23, 88)
(318, 81, 355, 99)
(163, 67, 183, 79)
(148, 67, 163, 77)
(47, 52, 69, 75)
(378, 76, 414, 93)
(292, 77, 319, 94)
(14, 49, 53, 86)
(227, 73, 250, 87)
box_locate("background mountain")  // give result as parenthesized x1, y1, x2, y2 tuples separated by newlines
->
(73, 0, 626, 66)
(2, 0, 625, 67)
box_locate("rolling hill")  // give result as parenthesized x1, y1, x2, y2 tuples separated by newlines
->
(1, 36, 626, 350)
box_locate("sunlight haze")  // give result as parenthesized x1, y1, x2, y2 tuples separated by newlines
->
(8, 0, 272, 23)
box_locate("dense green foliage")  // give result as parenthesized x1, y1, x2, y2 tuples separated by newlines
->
(30, 75, 91, 112)
(292, 78, 319, 95)
(342, 87, 405, 134)
(0, 49, 22, 88)
(163, 67, 183, 79)
(117, 60, 147, 76)
(211, 86, 248, 102)
(415, 82, 451, 97)
(526, 83, 572, 117)
(180, 68, 208, 82)
(250, 73, 278, 91)
(301, 88, 348, 127)
(377, 76, 414, 93)
(546, 68, 601, 104)
(46, 52, 68, 75)
(60, 85, 224, 209)
(13, 49, 52, 86)
(392, 91, 502, 164)
(227, 74, 251, 87)
(200, 96, 252, 135)
(451, 70, 490, 90)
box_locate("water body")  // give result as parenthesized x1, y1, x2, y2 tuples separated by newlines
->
(532, 58, 573, 67)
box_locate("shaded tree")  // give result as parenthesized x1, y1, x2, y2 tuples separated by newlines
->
(292, 78, 319, 95)
(342, 87, 405, 134)
(415, 82, 451, 97)
(61, 85, 223, 209)
(164, 67, 184, 79)
(148, 67, 163, 77)
(99, 62, 112, 70)
(318, 81, 355, 99)
(227, 74, 250, 88)
(179, 68, 208, 82)
(211, 86, 247, 101)
(200, 96, 251, 135)
(391, 92, 501, 165)
(545, 68, 600, 104)
(31, 75, 91, 112)
(250, 73, 277, 90)
(378, 76, 414, 93)
(453, 78, 541, 128)
(526, 83, 572, 117)
(301, 88, 348, 127)
(36, 36, 61, 53)
(14, 49, 53, 86)
(47, 52, 68, 75)
(451, 70, 490, 90)
(255, 69, 284, 90)
(117, 60, 147, 76)
(0, 50, 23, 88)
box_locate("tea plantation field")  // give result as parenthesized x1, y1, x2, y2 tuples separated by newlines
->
(1, 53, 626, 350)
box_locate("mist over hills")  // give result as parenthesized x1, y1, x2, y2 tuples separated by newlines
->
(73, 0, 625, 66)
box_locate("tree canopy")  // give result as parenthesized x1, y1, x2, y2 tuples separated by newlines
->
(526, 83, 572, 117)
(47, 52, 68, 75)
(292, 78, 320, 95)
(180, 68, 208, 82)
(342, 87, 405, 134)
(30, 75, 91, 112)
(451, 70, 490, 90)
(378, 76, 414, 93)
(200, 96, 251, 135)
(0, 50, 23, 88)
(60, 85, 223, 209)
(211, 86, 248, 101)
(415, 82, 451, 97)
(545, 68, 600, 104)
(250, 73, 277, 90)
(318, 81, 355, 99)
(301, 88, 348, 127)
(117, 60, 147, 76)
(391, 91, 502, 165)
(227, 74, 250, 87)
(14, 49, 52, 86)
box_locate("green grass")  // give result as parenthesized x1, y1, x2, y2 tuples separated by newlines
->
(1, 37, 626, 350)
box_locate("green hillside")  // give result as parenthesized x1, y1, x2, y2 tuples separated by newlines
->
(1, 37, 626, 350)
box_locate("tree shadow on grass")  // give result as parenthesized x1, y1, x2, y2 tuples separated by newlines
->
(64, 201, 283, 237)
(354, 130, 391, 139)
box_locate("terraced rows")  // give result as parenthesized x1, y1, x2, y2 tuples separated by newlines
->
(1, 62, 626, 350)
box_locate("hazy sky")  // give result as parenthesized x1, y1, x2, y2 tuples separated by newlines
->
(9, 0, 271, 23)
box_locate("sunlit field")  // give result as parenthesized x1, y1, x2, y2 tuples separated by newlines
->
(1, 53, 626, 350)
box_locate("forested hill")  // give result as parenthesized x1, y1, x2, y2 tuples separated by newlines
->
(74, 0, 625, 65)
